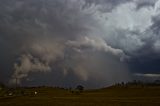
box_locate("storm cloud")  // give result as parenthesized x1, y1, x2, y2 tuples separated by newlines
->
(0, 0, 160, 88)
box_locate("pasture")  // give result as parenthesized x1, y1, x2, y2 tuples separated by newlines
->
(0, 86, 160, 106)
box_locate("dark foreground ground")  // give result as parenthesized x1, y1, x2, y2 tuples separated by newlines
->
(0, 86, 160, 106)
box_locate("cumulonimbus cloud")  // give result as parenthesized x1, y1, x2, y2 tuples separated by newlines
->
(10, 54, 51, 84)
(67, 36, 129, 61)
(1, 0, 160, 88)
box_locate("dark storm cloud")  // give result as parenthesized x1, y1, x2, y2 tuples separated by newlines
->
(0, 0, 131, 88)
(134, 0, 158, 9)
(84, 0, 134, 13)
(0, 0, 89, 85)
(1, 0, 160, 88)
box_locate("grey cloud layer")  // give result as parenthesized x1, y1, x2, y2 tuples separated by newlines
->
(0, 0, 160, 88)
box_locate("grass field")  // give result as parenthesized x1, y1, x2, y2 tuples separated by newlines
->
(0, 86, 160, 106)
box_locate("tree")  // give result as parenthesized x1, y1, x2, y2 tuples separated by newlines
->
(76, 85, 84, 93)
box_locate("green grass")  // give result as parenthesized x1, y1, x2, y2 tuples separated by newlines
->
(0, 87, 160, 106)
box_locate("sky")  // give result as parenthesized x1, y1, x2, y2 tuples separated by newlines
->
(0, 0, 160, 88)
